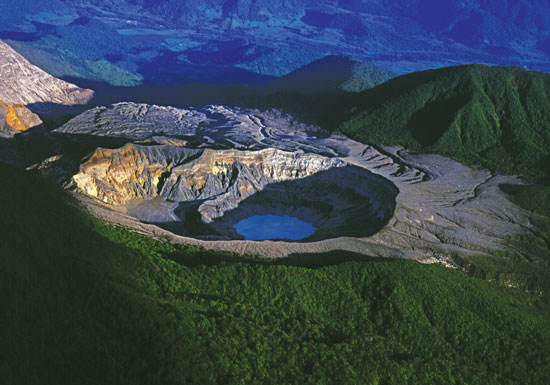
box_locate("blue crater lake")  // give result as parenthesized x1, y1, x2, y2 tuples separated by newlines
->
(234, 215, 316, 241)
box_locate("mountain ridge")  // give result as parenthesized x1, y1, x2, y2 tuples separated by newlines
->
(265, 55, 395, 93)
(337, 64, 550, 181)
(0, 40, 93, 109)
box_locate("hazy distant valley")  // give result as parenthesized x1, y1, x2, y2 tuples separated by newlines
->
(3, 0, 550, 88)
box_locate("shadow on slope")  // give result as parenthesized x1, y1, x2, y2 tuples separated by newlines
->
(168, 249, 392, 269)
(134, 49, 275, 86)
(62, 77, 261, 109)
(149, 165, 398, 242)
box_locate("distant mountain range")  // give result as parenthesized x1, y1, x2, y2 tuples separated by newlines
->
(3, 33, 549, 183)
(1, 0, 549, 86)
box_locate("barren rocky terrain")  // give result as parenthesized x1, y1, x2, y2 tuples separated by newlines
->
(0, 40, 93, 109)
(0, 40, 93, 137)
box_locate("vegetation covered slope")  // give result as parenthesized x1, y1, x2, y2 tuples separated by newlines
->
(265, 55, 394, 93)
(1, 162, 550, 384)
(338, 64, 550, 182)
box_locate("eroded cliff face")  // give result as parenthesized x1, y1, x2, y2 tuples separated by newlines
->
(0, 100, 42, 137)
(72, 142, 396, 241)
(74, 144, 345, 208)
(74, 145, 201, 206)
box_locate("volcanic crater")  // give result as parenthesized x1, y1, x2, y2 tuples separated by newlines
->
(33, 102, 537, 262)
(71, 143, 398, 241)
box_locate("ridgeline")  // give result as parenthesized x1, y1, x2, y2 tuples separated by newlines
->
(338, 64, 550, 182)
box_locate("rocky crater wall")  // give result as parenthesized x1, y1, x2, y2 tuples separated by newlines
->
(72, 143, 398, 241)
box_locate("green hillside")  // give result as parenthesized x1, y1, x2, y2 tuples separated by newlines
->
(265, 55, 394, 93)
(1, 163, 550, 384)
(338, 65, 550, 182)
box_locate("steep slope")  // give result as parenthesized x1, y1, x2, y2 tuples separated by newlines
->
(339, 64, 550, 181)
(1, 162, 550, 384)
(265, 56, 394, 93)
(0, 40, 93, 111)
(0, 100, 42, 137)
(72, 146, 344, 207)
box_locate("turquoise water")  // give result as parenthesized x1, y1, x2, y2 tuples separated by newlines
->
(234, 215, 316, 241)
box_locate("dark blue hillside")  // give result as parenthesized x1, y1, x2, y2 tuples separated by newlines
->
(1, 0, 549, 86)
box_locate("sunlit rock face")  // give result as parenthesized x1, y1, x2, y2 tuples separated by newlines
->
(0, 40, 93, 110)
(0, 100, 42, 137)
(0, 39, 94, 137)
(73, 144, 202, 206)
(71, 143, 396, 240)
(74, 145, 343, 206)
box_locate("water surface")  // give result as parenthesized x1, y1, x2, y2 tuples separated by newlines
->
(234, 215, 316, 241)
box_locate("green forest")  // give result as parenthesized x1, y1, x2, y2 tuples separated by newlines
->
(337, 64, 550, 183)
(2, 162, 550, 384)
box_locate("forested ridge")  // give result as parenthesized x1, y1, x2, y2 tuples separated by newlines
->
(338, 64, 550, 182)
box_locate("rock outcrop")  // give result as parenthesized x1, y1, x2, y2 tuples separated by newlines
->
(74, 145, 346, 208)
(56, 103, 206, 140)
(74, 145, 202, 206)
(0, 40, 93, 111)
(0, 100, 42, 137)
(54, 103, 320, 152)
